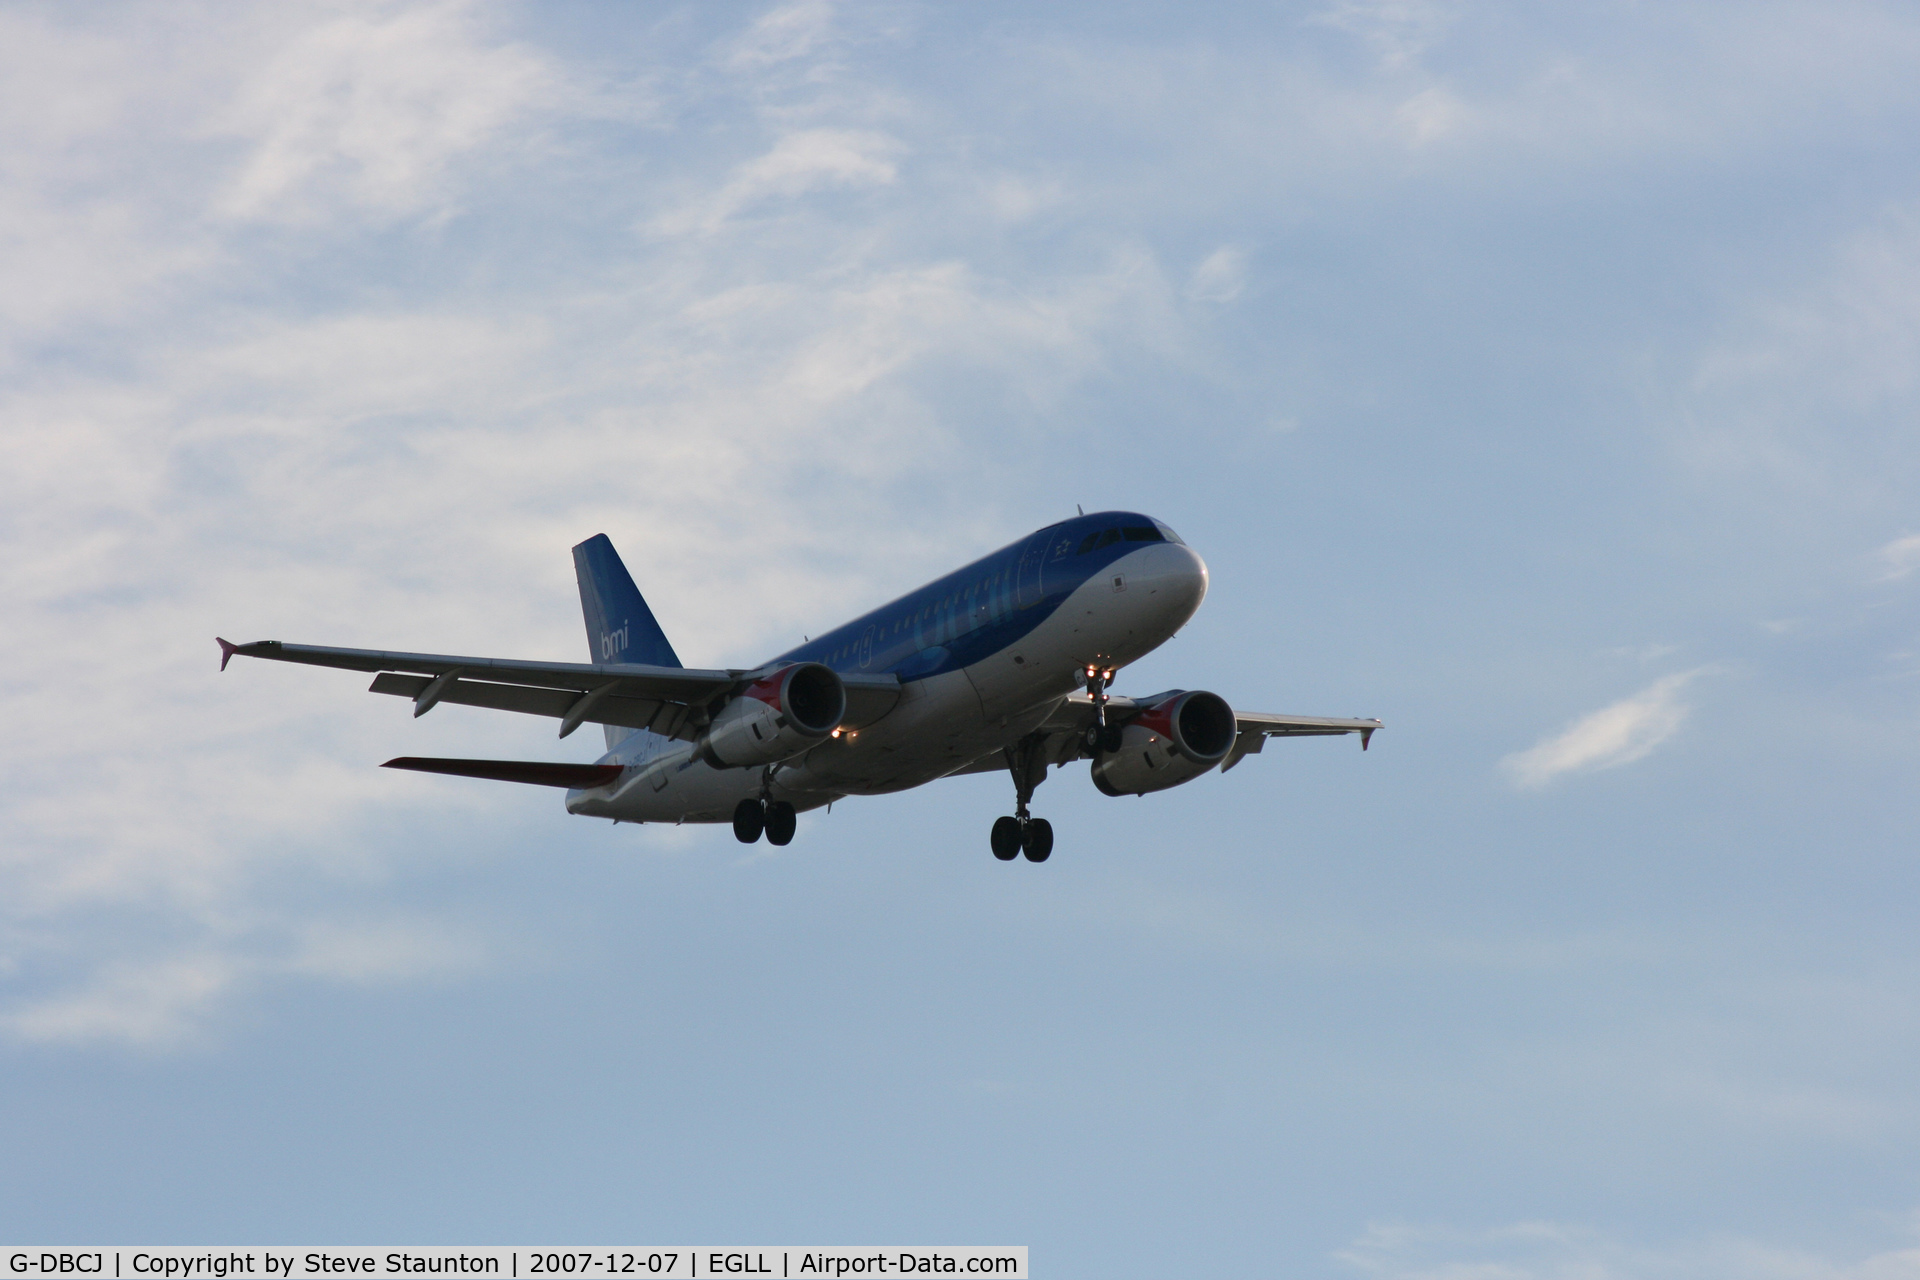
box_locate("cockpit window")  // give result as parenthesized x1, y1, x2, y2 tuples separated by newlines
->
(1076, 520, 1177, 553)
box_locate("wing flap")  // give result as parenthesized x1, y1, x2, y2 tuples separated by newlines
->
(366, 672, 693, 736)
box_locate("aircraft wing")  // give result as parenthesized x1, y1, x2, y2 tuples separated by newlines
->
(1220, 711, 1380, 771)
(217, 639, 901, 739)
(946, 693, 1380, 778)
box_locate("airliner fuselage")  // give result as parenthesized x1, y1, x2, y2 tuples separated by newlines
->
(571, 516, 1209, 823)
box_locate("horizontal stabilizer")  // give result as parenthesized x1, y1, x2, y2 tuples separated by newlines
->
(382, 757, 625, 789)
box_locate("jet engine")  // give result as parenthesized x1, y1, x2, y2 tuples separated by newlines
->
(1090, 689, 1237, 796)
(698, 662, 846, 768)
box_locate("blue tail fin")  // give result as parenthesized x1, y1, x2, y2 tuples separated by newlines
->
(573, 534, 683, 668)
(572, 534, 683, 750)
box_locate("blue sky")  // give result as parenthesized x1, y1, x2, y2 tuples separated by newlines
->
(4, 1, 1920, 1274)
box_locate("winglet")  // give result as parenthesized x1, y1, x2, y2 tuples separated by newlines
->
(217, 637, 237, 671)
(1360, 727, 1374, 751)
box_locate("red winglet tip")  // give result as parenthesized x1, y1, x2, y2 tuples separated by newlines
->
(217, 637, 236, 671)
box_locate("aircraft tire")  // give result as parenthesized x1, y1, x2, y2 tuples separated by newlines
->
(765, 801, 797, 846)
(1022, 818, 1054, 863)
(990, 816, 1022, 861)
(732, 798, 765, 844)
(1100, 724, 1126, 754)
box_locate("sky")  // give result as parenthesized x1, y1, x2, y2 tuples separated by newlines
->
(4, 0, 1920, 1273)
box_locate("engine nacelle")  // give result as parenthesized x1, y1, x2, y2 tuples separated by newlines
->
(698, 662, 846, 768)
(1090, 689, 1237, 797)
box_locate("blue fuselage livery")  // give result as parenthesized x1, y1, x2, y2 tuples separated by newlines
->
(780, 514, 1187, 682)
(219, 511, 1379, 863)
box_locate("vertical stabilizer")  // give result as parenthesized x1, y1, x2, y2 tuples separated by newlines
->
(572, 534, 684, 749)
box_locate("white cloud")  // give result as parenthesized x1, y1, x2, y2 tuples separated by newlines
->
(652, 127, 906, 236)
(0, 3, 1188, 1043)
(1187, 246, 1247, 302)
(3, 918, 488, 1046)
(1877, 534, 1920, 582)
(210, 0, 557, 223)
(1027, 0, 1920, 221)
(1679, 205, 1920, 514)
(1392, 85, 1473, 144)
(1502, 671, 1705, 789)
(6, 954, 242, 1048)
(7, 0, 1911, 1052)
(0, 231, 1152, 1037)
(1311, 0, 1460, 72)
(288, 917, 489, 985)
(981, 174, 1065, 223)
(725, 0, 839, 70)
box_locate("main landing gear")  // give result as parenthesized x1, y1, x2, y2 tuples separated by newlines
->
(733, 797, 796, 845)
(991, 813, 1053, 862)
(992, 733, 1054, 863)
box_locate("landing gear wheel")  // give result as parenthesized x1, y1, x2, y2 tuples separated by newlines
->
(1082, 723, 1103, 753)
(990, 816, 1022, 861)
(732, 798, 765, 844)
(1100, 724, 1125, 754)
(764, 801, 797, 846)
(1022, 817, 1054, 863)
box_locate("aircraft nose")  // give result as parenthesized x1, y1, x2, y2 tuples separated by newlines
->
(1126, 539, 1208, 631)
(1164, 541, 1209, 623)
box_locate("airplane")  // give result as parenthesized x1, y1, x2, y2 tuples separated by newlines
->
(218, 511, 1380, 862)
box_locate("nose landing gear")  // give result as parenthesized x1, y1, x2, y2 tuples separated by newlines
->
(1078, 664, 1125, 755)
